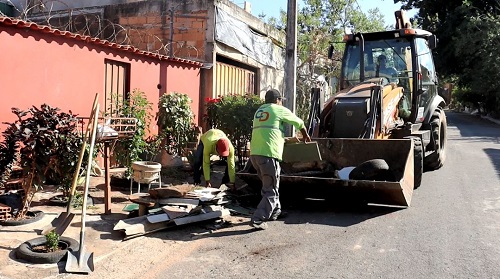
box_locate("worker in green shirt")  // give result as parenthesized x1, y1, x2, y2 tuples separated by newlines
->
(249, 89, 311, 230)
(193, 128, 235, 188)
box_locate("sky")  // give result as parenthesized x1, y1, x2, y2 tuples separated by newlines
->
(230, 0, 417, 26)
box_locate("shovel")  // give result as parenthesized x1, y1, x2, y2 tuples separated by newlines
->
(40, 94, 99, 235)
(65, 101, 99, 274)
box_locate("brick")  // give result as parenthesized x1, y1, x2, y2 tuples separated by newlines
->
(5, 178, 24, 192)
(0, 212, 12, 221)
(147, 16, 159, 24)
(0, 203, 11, 213)
(191, 21, 204, 29)
(119, 17, 128, 25)
(128, 16, 148, 25)
(181, 32, 205, 42)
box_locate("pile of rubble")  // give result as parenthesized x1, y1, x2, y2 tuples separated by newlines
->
(113, 184, 234, 240)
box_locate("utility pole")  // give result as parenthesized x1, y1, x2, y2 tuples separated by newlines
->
(284, 0, 297, 136)
(169, 8, 174, 57)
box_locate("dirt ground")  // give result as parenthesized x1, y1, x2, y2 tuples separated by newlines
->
(0, 166, 251, 279)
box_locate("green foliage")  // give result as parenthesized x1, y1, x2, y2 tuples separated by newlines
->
(157, 92, 198, 156)
(112, 89, 153, 176)
(397, 0, 500, 116)
(0, 104, 82, 213)
(71, 191, 86, 209)
(204, 95, 264, 167)
(0, 124, 20, 187)
(265, 0, 386, 121)
(45, 230, 60, 252)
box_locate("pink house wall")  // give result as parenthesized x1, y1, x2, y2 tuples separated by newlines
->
(0, 23, 201, 134)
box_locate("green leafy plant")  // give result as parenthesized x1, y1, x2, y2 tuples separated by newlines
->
(0, 104, 83, 217)
(157, 92, 198, 156)
(204, 94, 264, 168)
(0, 123, 21, 187)
(111, 89, 153, 176)
(45, 230, 60, 252)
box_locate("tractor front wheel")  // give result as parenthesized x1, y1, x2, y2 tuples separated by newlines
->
(424, 109, 447, 170)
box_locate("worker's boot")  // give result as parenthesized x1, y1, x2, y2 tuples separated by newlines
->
(250, 220, 268, 230)
(270, 209, 287, 221)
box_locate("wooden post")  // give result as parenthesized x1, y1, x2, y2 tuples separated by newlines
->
(104, 142, 111, 215)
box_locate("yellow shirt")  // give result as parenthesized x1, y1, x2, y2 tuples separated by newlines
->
(200, 129, 235, 183)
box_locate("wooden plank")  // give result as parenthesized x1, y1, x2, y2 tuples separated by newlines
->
(147, 214, 170, 223)
(173, 209, 230, 226)
(157, 198, 200, 206)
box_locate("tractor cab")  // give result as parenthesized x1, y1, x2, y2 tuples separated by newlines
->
(339, 26, 438, 124)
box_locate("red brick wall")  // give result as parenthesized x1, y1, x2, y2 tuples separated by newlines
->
(117, 10, 208, 61)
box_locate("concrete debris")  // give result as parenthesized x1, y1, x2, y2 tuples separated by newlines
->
(113, 186, 234, 240)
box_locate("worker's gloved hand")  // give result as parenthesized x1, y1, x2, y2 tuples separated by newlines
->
(285, 137, 300, 144)
(225, 183, 236, 191)
(195, 126, 203, 134)
(206, 181, 212, 188)
(300, 128, 312, 143)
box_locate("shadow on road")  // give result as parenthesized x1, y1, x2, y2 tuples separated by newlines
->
(484, 148, 500, 180)
(446, 111, 500, 179)
(447, 111, 500, 140)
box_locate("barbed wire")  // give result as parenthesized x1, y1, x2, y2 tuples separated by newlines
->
(1, 0, 205, 60)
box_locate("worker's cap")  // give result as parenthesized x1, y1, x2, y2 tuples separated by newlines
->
(265, 89, 286, 102)
(216, 138, 230, 157)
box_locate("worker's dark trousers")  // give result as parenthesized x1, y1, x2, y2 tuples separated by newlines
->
(193, 142, 229, 185)
(250, 155, 281, 222)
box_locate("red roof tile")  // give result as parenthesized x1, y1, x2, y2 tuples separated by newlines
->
(0, 16, 203, 67)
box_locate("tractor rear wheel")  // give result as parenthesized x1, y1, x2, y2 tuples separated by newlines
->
(424, 109, 447, 170)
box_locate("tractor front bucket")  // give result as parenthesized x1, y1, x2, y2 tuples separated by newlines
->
(237, 138, 414, 207)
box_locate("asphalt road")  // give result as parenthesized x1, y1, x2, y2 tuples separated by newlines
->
(12, 111, 497, 279)
(142, 111, 500, 279)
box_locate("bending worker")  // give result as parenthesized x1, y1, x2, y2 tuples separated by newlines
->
(193, 128, 235, 188)
(249, 89, 311, 230)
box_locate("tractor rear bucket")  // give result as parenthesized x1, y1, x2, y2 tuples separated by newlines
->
(237, 138, 415, 207)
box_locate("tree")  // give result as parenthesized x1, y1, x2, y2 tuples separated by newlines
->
(265, 0, 386, 121)
(396, 0, 500, 115)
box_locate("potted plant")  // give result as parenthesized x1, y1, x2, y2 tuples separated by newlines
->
(157, 92, 198, 167)
(15, 230, 79, 264)
(0, 104, 83, 221)
(111, 89, 154, 177)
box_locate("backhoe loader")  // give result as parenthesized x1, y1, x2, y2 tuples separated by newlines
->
(237, 11, 448, 207)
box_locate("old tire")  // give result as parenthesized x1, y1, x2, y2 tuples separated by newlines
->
(412, 136, 423, 189)
(424, 109, 447, 170)
(349, 159, 390, 180)
(0, 210, 45, 226)
(15, 236, 79, 264)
